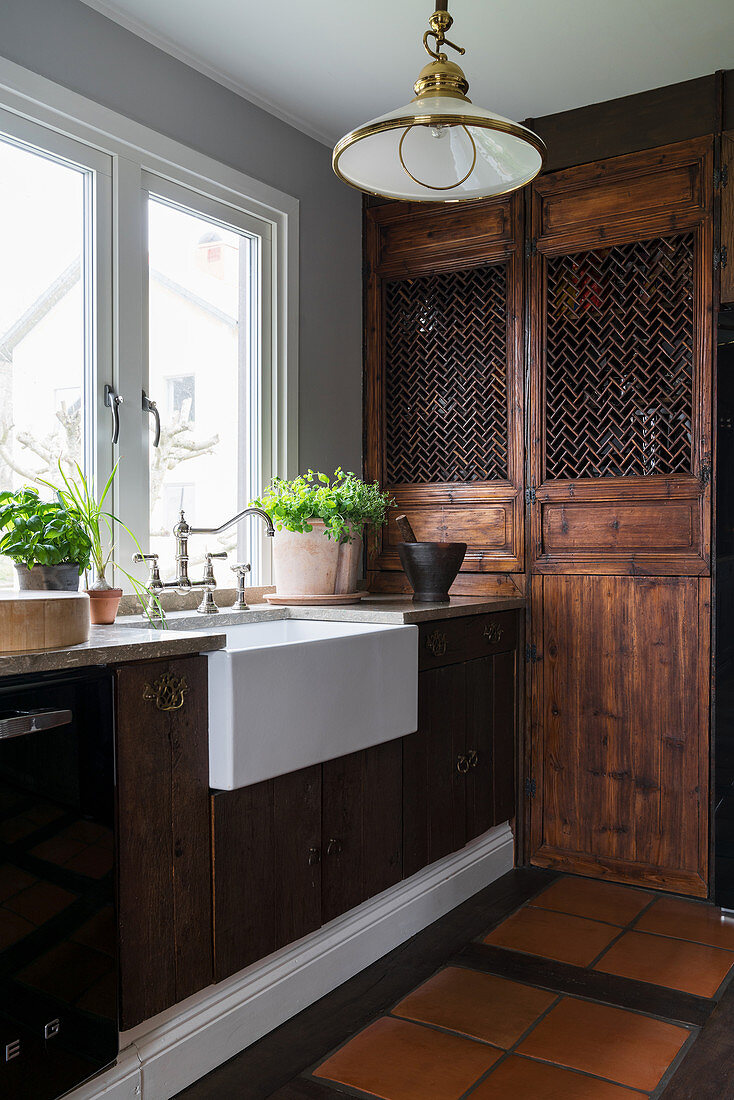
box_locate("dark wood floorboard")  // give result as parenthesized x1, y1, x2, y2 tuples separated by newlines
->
(175, 867, 556, 1099)
(454, 942, 715, 1027)
(659, 977, 734, 1098)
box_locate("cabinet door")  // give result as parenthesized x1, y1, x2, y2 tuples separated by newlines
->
(722, 131, 734, 307)
(365, 195, 526, 595)
(529, 138, 713, 576)
(465, 651, 517, 841)
(212, 764, 322, 981)
(322, 740, 402, 925)
(116, 656, 212, 1028)
(403, 664, 466, 877)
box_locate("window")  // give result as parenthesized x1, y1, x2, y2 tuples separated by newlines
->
(145, 186, 267, 586)
(0, 112, 111, 586)
(0, 72, 295, 591)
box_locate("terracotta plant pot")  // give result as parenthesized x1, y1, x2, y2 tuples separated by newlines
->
(272, 520, 363, 595)
(14, 563, 80, 592)
(86, 587, 123, 625)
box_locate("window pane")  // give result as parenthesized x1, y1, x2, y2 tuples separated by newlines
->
(0, 136, 91, 587)
(148, 197, 259, 587)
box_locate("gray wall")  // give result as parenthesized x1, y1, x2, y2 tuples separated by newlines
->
(0, 0, 363, 478)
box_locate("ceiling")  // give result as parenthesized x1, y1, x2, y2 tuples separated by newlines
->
(80, 0, 734, 146)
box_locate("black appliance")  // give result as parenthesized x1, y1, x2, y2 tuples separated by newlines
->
(0, 667, 118, 1099)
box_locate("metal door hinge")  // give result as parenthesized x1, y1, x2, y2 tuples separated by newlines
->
(525, 777, 537, 798)
(524, 486, 536, 505)
(700, 459, 712, 487)
(525, 237, 538, 259)
(525, 642, 540, 663)
(715, 165, 729, 189)
(715, 246, 729, 271)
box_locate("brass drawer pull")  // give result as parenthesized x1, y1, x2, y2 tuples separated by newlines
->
(456, 753, 470, 774)
(308, 846, 321, 866)
(426, 629, 448, 657)
(484, 623, 504, 645)
(143, 672, 188, 711)
(326, 838, 343, 856)
(466, 749, 479, 769)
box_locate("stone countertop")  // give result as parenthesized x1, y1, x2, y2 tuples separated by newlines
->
(0, 594, 526, 678)
(119, 593, 527, 630)
(0, 623, 226, 678)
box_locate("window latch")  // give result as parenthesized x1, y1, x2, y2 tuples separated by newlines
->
(104, 384, 123, 445)
(142, 390, 161, 448)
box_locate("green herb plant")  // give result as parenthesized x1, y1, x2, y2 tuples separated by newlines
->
(38, 461, 166, 626)
(252, 468, 394, 543)
(0, 488, 92, 573)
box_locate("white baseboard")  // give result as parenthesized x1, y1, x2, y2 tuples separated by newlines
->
(68, 824, 514, 1100)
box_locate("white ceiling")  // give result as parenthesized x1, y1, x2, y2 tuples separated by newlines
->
(80, 0, 734, 146)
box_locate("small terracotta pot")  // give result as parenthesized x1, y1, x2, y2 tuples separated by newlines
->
(86, 587, 123, 625)
(272, 521, 363, 595)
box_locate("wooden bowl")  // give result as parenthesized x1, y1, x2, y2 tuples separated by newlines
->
(397, 541, 467, 602)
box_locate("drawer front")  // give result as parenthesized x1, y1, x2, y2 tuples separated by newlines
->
(419, 611, 519, 670)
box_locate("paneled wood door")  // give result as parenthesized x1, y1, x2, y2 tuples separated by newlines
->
(527, 138, 714, 896)
(365, 196, 525, 595)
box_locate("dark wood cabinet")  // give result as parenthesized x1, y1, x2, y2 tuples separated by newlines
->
(322, 741, 402, 924)
(212, 742, 402, 982)
(211, 764, 321, 979)
(404, 612, 519, 878)
(115, 655, 213, 1029)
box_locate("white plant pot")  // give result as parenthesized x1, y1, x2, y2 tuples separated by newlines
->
(272, 521, 363, 595)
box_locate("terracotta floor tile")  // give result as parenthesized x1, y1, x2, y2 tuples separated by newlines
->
(0, 864, 36, 904)
(634, 895, 734, 951)
(517, 997, 689, 1092)
(314, 1016, 501, 1100)
(484, 907, 619, 967)
(532, 877, 653, 927)
(30, 834, 87, 865)
(64, 842, 114, 879)
(0, 907, 34, 950)
(470, 1055, 646, 1099)
(5, 881, 76, 925)
(595, 930, 734, 998)
(392, 967, 556, 1048)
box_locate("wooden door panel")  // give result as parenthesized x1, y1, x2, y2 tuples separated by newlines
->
(722, 131, 734, 306)
(465, 656, 494, 842)
(365, 192, 525, 594)
(492, 649, 517, 828)
(403, 665, 466, 877)
(530, 576, 708, 895)
(116, 657, 212, 1027)
(274, 766, 322, 948)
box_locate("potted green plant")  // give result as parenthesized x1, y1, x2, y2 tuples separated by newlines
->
(252, 469, 393, 598)
(0, 487, 92, 591)
(41, 461, 144, 624)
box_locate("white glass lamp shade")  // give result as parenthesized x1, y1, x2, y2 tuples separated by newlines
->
(333, 95, 545, 203)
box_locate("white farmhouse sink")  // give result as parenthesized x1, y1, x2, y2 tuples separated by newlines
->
(207, 618, 418, 790)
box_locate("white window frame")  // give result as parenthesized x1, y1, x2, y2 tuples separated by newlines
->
(0, 55, 299, 587)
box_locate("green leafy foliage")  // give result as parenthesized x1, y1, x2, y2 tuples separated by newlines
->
(252, 468, 394, 542)
(0, 487, 92, 573)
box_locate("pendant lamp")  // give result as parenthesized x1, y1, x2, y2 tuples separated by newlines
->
(332, 1, 545, 203)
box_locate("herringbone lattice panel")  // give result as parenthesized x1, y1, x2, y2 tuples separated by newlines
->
(384, 264, 508, 484)
(544, 235, 695, 480)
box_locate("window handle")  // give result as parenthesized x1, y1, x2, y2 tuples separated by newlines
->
(104, 384, 123, 445)
(142, 390, 161, 448)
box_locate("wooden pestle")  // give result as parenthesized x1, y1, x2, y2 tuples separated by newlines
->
(395, 514, 417, 543)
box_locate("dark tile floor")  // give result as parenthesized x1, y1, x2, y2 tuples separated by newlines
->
(178, 870, 734, 1100)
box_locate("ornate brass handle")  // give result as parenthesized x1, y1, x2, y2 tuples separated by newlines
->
(308, 846, 321, 866)
(426, 629, 448, 657)
(484, 623, 504, 645)
(326, 838, 343, 857)
(143, 672, 188, 711)
(466, 749, 479, 769)
(456, 753, 470, 774)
